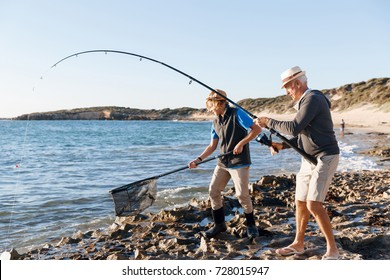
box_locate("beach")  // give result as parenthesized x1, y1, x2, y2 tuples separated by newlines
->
(193, 106, 390, 134)
(251, 106, 390, 134)
(6, 123, 389, 260)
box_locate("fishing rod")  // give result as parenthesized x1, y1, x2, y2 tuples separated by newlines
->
(51, 49, 317, 165)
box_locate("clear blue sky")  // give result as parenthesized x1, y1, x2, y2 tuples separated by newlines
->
(1, 0, 389, 118)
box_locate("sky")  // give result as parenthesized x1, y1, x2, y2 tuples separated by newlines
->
(0, 0, 389, 118)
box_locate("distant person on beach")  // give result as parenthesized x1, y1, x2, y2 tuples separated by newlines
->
(188, 89, 261, 239)
(254, 66, 340, 260)
(340, 119, 345, 137)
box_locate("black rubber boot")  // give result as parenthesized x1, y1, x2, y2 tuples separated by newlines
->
(204, 207, 227, 238)
(245, 212, 259, 239)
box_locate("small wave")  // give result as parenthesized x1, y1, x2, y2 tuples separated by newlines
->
(158, 185, 207, 196)
(338, 141, 379, 171)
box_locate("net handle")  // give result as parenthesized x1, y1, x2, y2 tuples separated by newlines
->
(110, 151, 232, 194)
(155, 151, 232, 178)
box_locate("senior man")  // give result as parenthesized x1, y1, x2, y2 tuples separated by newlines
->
(255, 66, 340, 260)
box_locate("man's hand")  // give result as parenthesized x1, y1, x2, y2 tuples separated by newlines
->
(254, 117, 270, 128)
(188, 157, 202, 168)
(233, 143, 244, 155)
(270, 142, 283, 156)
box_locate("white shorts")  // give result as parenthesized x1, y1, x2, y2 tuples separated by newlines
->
(295, 154, 339, 202)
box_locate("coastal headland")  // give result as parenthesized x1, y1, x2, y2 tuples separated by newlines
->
(13, 77, 390, 133)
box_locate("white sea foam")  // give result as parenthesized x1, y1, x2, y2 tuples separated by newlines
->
(338, 141, 379, 171)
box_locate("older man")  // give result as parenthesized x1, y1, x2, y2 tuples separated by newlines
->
(255, 66, 340, 260)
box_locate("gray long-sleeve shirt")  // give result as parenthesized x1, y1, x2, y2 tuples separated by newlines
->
(267, 90, 339, 158)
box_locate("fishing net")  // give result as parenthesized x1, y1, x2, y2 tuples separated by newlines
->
(110, 179, 157, 216)
(109, 152, 232, 216)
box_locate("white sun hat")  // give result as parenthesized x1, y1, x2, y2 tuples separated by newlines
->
(280, 66, 306, 88)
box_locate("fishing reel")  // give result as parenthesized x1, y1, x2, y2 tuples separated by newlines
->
(255, 132, 272, 147)
(256, 132, 280, 154)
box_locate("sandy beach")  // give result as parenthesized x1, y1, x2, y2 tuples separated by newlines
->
(192, 105, 390, 134)
(252, 106, 390, 134)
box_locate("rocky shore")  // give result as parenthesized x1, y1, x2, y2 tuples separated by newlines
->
(9, 169, 389, 260)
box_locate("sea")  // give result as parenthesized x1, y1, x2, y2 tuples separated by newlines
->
(0, 120, 385, 253)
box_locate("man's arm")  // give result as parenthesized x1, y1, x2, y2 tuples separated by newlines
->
(234, 122, 261, 155)
(188, 138, 218, 168)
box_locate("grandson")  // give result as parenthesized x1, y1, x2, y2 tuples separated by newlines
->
(189, 89, 261, 238)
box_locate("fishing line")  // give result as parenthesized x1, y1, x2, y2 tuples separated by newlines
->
(1, 67, 52, 259)
(1, 115, 32, 260)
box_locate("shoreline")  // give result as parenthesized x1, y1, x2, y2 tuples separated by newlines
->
(174, 107, 390, 135)
(10, 169, 389, 260)
(4, 107, 390, 134)
(1, 113, 390, 259)
(7, 104, 390, 135)
(5, 127, 390, 260)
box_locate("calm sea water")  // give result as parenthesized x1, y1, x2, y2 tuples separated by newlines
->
(0, 120, 384, 252)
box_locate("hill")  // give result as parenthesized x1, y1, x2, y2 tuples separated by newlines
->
(324, 77, 390, 111)
(238, 77, 390, 114)
(16, 106, 209, 121)
(15, 77, 390, 121)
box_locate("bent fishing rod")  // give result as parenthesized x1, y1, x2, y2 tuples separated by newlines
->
(51, 49, 317, 165)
